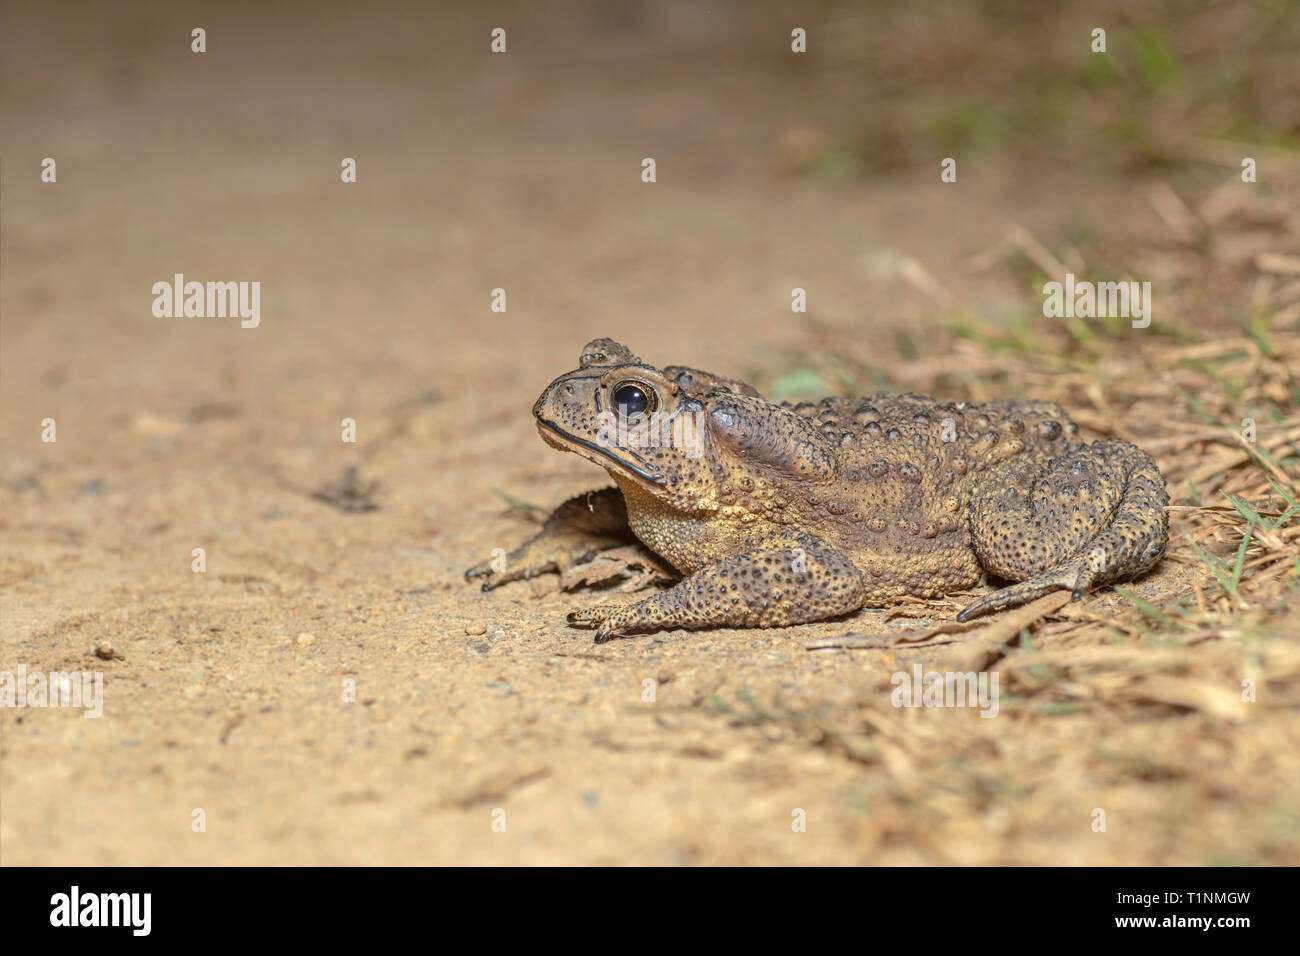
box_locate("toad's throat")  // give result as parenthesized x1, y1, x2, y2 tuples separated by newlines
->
(535, 419, 665, 486)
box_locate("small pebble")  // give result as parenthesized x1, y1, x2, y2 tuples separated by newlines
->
(94, 641, 119, 660)
(296, 632, 316, 646)
(464, 623, 487, 635)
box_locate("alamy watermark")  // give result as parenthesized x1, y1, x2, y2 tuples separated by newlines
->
(0, 664, 103, 718)
(890, 663, 999, 717)
(50, 886, 150, 936)
(1043, 273, 1151, 328)
(152, 273, 260, 328)
(595, 408, 706, 458)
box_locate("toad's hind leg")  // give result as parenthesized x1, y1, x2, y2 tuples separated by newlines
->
(958, 439, 1169, 622)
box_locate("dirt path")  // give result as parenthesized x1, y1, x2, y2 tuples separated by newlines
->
(3, 2, 1294, 865)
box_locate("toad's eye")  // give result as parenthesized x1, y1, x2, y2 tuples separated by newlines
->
(611, 381, 654, 417)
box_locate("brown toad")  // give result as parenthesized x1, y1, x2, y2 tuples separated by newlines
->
(467, 338, 1169, 642)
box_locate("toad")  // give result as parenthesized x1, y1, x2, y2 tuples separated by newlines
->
(467, 339, 1169, 642)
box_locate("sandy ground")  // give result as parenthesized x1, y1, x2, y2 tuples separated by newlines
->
(2, 2, 1294, 865)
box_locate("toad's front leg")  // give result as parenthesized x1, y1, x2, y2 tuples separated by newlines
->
(465, 487, 634, 590)
(566, 534, 866, 642)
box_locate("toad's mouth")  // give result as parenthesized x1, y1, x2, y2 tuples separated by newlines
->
(534, 419, 666, 487)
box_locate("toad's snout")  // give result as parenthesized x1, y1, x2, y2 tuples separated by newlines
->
(533, 370, 604, 425)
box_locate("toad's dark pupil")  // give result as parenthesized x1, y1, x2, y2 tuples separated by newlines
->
(613, 384, 649, 416)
